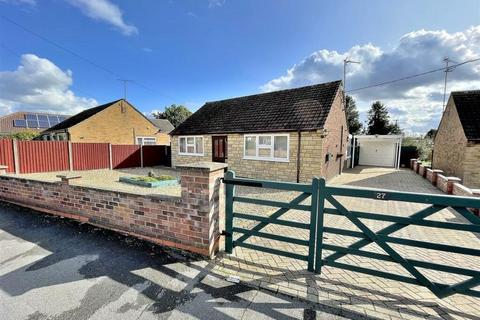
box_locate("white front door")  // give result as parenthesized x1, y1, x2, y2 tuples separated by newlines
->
(359, 140, 396, 167)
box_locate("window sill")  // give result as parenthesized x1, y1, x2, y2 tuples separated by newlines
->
(242, 157, 289, 163)
(179, 153, 204, 157)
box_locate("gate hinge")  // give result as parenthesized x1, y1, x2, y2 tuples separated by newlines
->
(221, 230, 231, 237)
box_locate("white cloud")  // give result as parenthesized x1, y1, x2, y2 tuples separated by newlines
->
(0, 54, 98, 115)
(262, 26, 480, 134)
(67, 0, 138, 36)
(208, 0, 225, 8)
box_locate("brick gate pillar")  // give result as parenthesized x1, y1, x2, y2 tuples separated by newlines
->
(176, 162, 227, 258)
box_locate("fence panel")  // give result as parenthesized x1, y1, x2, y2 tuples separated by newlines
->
(72, 143, 110, 171)
(112, 145, 141, 169)
(142, 145, 171, 167)
(18, 141, 69, 173)
(0, 139, 15, 173)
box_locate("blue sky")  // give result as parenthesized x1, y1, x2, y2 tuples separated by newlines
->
(0, 0, 479, 133)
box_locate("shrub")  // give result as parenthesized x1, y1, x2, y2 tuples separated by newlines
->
(402, 137, 433, 162)
(0, 130, 39, 141)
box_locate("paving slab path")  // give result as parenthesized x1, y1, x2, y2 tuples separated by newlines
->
(214, 167, 480, 320)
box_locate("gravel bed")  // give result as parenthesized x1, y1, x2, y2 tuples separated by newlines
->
(7, 166, 181, 197)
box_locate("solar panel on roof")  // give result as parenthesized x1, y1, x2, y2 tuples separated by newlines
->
(13, 119, 26, 127)
(25, 114, 37, 120)
(48, 115, 58, 122)
(37, 115, 48, 121)
(27, 120, 38, 128)
(38, 121, 49, 128)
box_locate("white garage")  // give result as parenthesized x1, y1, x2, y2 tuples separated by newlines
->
(351, 135, 402, 169)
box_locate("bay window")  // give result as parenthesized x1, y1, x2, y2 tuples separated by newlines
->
(179, 136, 204, 156)
(243, 134, 289, 162)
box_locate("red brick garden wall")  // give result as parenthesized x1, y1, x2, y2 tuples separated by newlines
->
(0, 162, 226, 257)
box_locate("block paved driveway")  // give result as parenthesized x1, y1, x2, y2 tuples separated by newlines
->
(214, 166, 480, 320)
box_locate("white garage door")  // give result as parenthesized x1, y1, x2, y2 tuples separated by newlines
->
(359, 140, 396, 167)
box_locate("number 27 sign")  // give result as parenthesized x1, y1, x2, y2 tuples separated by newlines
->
(375, 192, 388, 200)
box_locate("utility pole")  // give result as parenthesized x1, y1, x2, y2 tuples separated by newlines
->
(118, 79, 133, 100)
(343, 58, 360, 111)
(442, 57, 456, 111)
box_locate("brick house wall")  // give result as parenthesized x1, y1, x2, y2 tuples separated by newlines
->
(171, 90, 347, 183)
(67, 100, 170, 145)
(321, 89, 348, 180)
(171, 135, 213, 166)
(0, 162, 226, 257)
(432, 97, 467, 179)
(226, 131, 324, 182)
(463, 144, 480, 188)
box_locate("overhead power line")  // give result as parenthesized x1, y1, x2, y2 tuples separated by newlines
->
(0, 15, 175, 101)
(346, 57, 480, 93)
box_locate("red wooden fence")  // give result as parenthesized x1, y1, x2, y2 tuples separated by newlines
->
(0, 139, 170, 174)
(18, 141, 69, 173)
(0, 139, 15, 173)
(72, 143, 110, 171)
(112, 145, 141, 169)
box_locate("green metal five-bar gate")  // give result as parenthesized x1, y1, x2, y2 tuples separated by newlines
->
(223, 170, 480, 298)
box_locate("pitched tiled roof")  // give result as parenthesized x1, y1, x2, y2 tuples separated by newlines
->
(452, 90, 480, 141)
(150, 119, 175, 133)
(43, 99, 122, 132)
(170, 80, 342, 135)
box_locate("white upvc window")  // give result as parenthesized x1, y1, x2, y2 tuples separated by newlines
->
(179, 136, 204, 156)
(136, 136, 157, 145)
(243, 134, 289, 162)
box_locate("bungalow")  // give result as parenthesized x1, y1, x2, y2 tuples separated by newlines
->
(39, 99, 172, 145)
(170, 80, 348, 182)
(432, 90, 480, 188)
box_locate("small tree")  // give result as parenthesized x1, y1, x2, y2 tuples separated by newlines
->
(425, 129, 437, 140)
(345, 95, 362, 135)
(153, 104, 192, 128)
(388, 121, 403, 135)
(366, 101, 402, 135)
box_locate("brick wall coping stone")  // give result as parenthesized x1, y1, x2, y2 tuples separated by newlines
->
(437, 174, 448, 180)
(432, 169, 444, 173)
(446, 177, 462, 182)
(453, 182, 473, 194)
(176, 162, 228, 172)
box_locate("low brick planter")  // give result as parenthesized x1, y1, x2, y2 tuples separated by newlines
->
(413, 161, 422, 174)
(426, 169, 443, 186)
(418, 165, 428, 178)
(0, 161, 227, 257)
(437, 174, 462, 194)
(452, 183, 480, 216)
(410, 158, 417, 170)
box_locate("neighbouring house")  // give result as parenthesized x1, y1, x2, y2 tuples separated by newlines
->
(170, 80, 348, 182)
(432, 90, 480, 188)
(0, 112, 70, 134)
(149, 118, 175, 145)
(39, 99, 172, 145)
